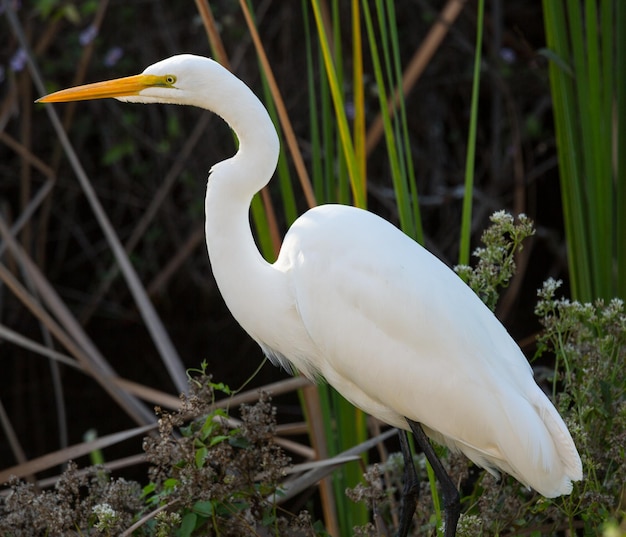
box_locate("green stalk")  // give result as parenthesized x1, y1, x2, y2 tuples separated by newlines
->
(542, 0, 590, 300)
(249, 195, 274, 261)
(310, 0, 366, 208)
(425, 457, 443, 536)
(543, 0, 623, 301)
(304, 4, 324, 202)
(617, 0, 626, 299)
(384, 0, 423, 244)
(362, 0, 421, 242)
(352, 0, 366, 187)
(244, 1, 299, 260)
(458, 0, 485, 266)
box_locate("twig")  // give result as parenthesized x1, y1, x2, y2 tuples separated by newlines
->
(0, 424, 156, 483)
(240, 0, 317, 211)
(119, 499, 180, 537)
(0, 217, 154, 425)
(5, 4, 189, 395)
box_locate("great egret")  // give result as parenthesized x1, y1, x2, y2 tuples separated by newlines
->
(39, 54, 582, 536)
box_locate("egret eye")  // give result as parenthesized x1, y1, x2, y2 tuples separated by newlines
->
(165, 75, 176, 85)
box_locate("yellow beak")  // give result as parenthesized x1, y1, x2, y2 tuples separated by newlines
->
(37, 74, 163, 103)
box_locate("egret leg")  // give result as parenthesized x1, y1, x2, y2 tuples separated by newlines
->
(406, 419, 460, 537)
(396, 430, 420, 537)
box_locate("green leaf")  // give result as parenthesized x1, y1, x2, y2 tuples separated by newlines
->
(537, 47, 574, 77)
(210, 381, 232, 395)
(262, 510, 276, 526)
(208, 434, 230, 447)
(163, 477, 179, 491)
(200, 415, 217, 440)
(195, 446, 208, 469)
(228, 435, 251, 449)
(180, 424, 194, 437)
(458, 0, 485, 267)
(141, 482, 156, 498)
(179, 513, 197, 537)
(192, 500, 215, 518)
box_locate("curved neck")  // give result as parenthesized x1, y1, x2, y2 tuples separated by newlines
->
(202, 67, 281, 342)
(204, 64, 280, 197)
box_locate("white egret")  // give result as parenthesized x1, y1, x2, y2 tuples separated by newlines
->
(38, 54, 582, 536)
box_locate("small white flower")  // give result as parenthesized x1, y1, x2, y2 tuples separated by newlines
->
(93, 503, 117, 530)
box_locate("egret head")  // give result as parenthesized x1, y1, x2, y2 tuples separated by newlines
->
(38, 54, 279, 189)
(37, 55, 230, 107)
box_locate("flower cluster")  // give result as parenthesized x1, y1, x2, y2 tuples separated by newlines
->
(454, 211, 535, 311)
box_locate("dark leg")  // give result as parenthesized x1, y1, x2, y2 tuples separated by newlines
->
(406, 419, 460, 537)
(396, 430, 420, 537)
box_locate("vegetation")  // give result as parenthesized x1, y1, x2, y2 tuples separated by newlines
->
(0, 0, 624, 535)
(542, 0, 625, 302)
(0, 368, 320, 536)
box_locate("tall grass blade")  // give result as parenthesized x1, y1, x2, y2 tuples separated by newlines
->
(367, 0, 423, 243)
(310, 0, 366, 208)
(458, 0, 485, 266)
(617, 0, 626, 299)
(383, 0, 423, 243)
(543, 0, 623, 301)
(352, 0, 367, 188)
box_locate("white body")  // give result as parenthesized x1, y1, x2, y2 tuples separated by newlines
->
(126, 55, 582, 498)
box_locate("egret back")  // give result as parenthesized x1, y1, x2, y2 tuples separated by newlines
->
(270, 204, 582, 497)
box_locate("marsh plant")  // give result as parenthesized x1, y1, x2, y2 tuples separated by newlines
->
(454, 210, 535, 311)
(0, 370, 319, 536)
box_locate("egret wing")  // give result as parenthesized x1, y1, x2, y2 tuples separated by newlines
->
(283, 204, 532, 428)
(280, 205, 579, 495)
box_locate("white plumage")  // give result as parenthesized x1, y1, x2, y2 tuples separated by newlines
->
(39, 54, 582, 532)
